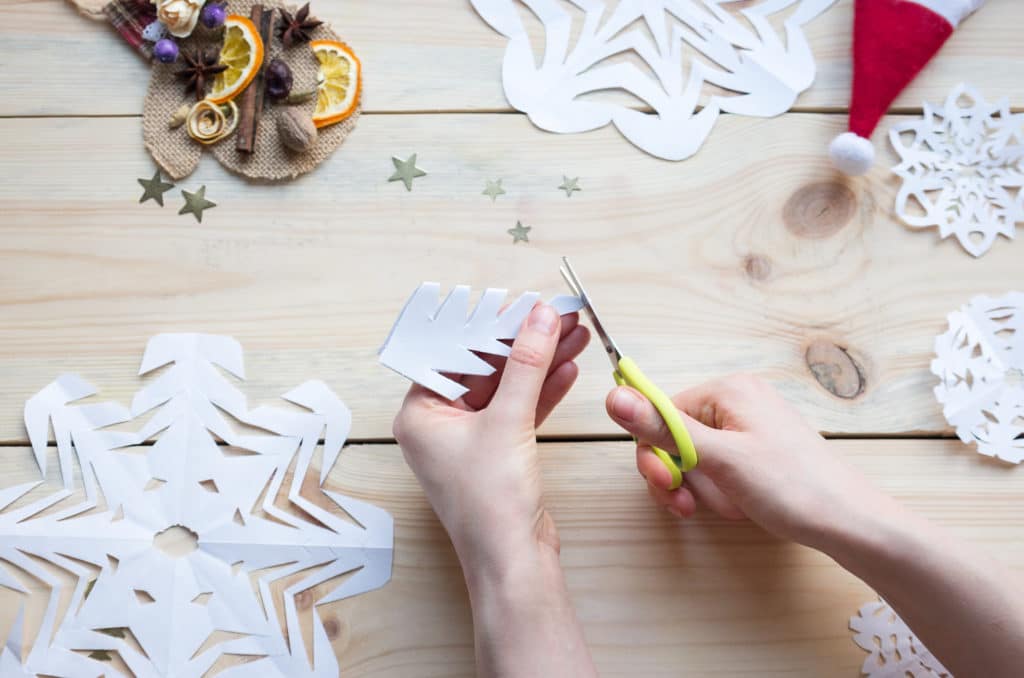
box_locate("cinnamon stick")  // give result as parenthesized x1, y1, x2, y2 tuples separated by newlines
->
(236, 4, 274, 153)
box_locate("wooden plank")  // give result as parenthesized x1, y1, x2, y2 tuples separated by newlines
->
(2, 0, 1023, 116)
(0, 439, 1020, 675)
(1, 112, 1019, 441)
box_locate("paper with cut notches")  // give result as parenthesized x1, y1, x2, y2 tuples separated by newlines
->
(2, 333, 393, 678)
(932, 291, 1024, 464)
(379, 283, 584, 400)
(470, 0, 837, 160)
(849, 599, 949, 678)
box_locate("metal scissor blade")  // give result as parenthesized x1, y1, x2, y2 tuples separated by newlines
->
(559, 257, 622, 370)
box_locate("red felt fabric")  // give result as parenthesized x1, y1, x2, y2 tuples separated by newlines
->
(850, 0, 954, 138)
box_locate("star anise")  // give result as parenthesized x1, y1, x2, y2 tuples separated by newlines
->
(175, 47, 227, 101)
(277, 3, 323, 48)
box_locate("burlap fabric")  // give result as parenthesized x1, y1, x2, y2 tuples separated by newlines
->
(142, 0, 357, 181)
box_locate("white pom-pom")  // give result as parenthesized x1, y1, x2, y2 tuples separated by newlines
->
(829, 132, 875, 176)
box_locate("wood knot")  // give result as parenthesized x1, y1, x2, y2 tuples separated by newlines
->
(805, 340, 865, 399)
(783, 182, 856, 239)
(322, 616, 343, 640)
(743, 254, 772, 281)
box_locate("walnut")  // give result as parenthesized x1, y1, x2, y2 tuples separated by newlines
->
(277, 108, 317, 153)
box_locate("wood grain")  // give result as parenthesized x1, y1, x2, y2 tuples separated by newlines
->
(1, 0, 1022, 116)
(0, 439, 1021, 676)
(1, 112, 1020, 442)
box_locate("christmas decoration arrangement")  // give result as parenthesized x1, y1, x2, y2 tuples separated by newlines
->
(931, 292, 1024, 464)
(829, 0, 987, 175)
(1, 334, 393, 677)
(890, 84, 1022, 257)
(379, 285, 583, 400)
(849, 600, 949, 677)
(470, 0, 838, 161)
(77, 0, 361, 181)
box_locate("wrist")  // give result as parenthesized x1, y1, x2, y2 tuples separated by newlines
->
(460, 536, 566, 617)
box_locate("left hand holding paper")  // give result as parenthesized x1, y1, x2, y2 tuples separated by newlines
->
(393, 303, 588, 565)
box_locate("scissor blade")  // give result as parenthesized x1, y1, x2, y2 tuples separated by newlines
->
(560, 257, 622, 370)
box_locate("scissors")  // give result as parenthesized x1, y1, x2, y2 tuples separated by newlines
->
(559, 257, 698, 489)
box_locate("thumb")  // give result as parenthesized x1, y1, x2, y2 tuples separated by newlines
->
(606, 385, 736, 468)
(491, 304, 561, 421)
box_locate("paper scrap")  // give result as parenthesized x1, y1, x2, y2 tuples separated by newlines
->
(931, 291, 1024, 464)
(891, 84, 1023, 257)
(470, 0, 836, 161)
(2, 333, 393, 677)
(850, 599, 950, 678)
(379, 283, 584, 400)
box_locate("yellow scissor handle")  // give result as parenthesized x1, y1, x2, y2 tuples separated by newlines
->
(614, 356, 698, 490)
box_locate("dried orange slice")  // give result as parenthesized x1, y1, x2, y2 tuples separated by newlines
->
(310, 40, 361, 128)
(208, 15, 264, 105)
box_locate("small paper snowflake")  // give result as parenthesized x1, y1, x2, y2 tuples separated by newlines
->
(931, 292, 1024, 464)
(890, 84, 1024, 257)
(850, 600, 950, 678)
(1, 334, 394, 677)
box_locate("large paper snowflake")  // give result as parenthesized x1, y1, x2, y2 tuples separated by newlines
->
(470, 0, 837, 160)
(931, 292, 1024, 464)
(890, 84, 1024, 257)
(850, 600, 950, 678)
(0, 334, 394, 677)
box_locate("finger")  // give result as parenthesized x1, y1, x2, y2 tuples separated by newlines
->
(684, 469, 746, 520)
(646, 479, 697, 518)
(636, 445, 674, 490)
(491, 304, 561, 421)
(607, 385, 737, 462)
(535, 361, 579, 427)
(461, 315, 583, 411)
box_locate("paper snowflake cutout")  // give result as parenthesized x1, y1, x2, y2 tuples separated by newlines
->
(890, 84, 1024, 257)
(931, 292, 1024, 464)
(850, 600, 950, 678)
(470, 0, 837, 161)
(379, 283, 583, 400)
(1, 334, 394, 677)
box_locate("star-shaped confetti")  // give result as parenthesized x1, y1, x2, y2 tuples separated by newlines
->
(482, 178, 506, 202)
(178, 185, 216, 223)
(507, 220, 531, 244)
(558, 175, 581, 197)
(389, 154, 427, 191)
(137, 170, 175, 206)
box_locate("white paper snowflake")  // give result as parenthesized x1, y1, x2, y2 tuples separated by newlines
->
(379, 283, 582, 400)
(931, 292, 1024, 464)
(850, 600, 950, 678)
(890, 84, 1024, 257)
(470, 0, 837, 160)
(1, 334, 394, 677)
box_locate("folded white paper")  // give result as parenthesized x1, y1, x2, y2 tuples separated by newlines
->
(3, 333, 394, 677)
(931, 292, 1024, 464)
(850, 599, 949, 678)
(379, 283, 583, 400)
(470, 0, 836, 160)
(891, 84, 1023, 257)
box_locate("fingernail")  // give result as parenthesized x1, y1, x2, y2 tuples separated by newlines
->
(667, 506, 684, 519)
(528, 304, 558, 335)
(611, 388, 642, 423)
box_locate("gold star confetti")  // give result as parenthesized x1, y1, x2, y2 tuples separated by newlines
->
(558, 175, 581, 197)
(482, 178, 506, 202)
(137, 170, 175, 206)
(507, 220, 531, 244)
(388, 154, 427, 191)
(178, 185, 216, 223)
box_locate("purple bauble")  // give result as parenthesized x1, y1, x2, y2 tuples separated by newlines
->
(201, 2, 227, 29)
(154, 38, 179, 64)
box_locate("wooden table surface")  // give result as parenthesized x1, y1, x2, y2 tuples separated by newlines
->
(1, 0, 1022, 675)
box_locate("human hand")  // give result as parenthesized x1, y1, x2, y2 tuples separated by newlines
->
(393, 304, 590, 573)
(606, 375, 883, 549)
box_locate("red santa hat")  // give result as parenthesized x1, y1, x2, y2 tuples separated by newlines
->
(830, 0, 986, 175)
